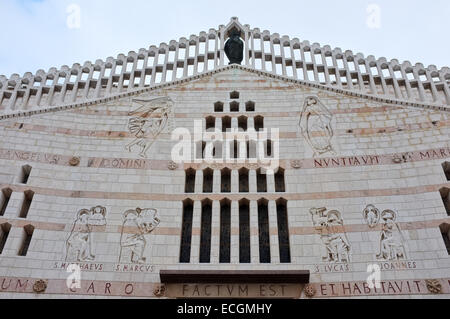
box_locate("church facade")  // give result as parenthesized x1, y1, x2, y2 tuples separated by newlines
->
(0, 18, 449, 299)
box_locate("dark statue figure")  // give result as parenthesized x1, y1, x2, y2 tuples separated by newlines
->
(224, 30, 244, 65)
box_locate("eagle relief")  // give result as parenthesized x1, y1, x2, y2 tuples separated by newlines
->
(299, 96, 335, 157)
(362, 206, 408, 261)
(126, 97, 174, 158)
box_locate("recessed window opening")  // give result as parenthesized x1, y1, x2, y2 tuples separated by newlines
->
(19, 191, 34, 219)
(18, 225, 34, 257)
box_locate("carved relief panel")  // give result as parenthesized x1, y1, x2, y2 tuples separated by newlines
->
(299, 96, 335, 157)
(363, 205, 407, 261)
(66, 206, 107, 262)
(119, 208, 161, 264)
(310, 207, 351, 263)
(126, 97, 174, 158)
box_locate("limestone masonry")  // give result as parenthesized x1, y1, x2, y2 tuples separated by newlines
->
(0, 17, 449, 299)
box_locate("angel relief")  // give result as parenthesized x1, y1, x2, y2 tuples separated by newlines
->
(126, 97, 174, 158)
(65, 206, 107, 262)
(299, 96, 335, 157)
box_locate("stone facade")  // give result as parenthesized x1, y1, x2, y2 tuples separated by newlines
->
(0, 18, 449, 299)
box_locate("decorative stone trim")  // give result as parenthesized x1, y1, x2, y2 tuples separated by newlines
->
(69, 157, 80, 167)
(33, 280, 48, 294)
(426, 280, 443, 294)
(290, 160, 302, 169)
(153, 284, 166, 297)
(0, 64, 448, 122)
(304, 284, 317, 298)
(167, 161, 179, 171)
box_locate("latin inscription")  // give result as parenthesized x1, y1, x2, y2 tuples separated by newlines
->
(314, 155, 380, 168)
(316, 279, 445, 297)
(0, 278, 449, 297)
(314, 263, 351, 273)
(52, 262, 155, 273)
(0, 149, 62, 165)
(166, 284, 301, 299)
(87, 158, 150, 169)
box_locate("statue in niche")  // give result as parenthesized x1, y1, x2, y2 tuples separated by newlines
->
(119, 208, 160, 264)
(224, 29, 244, 65)
(66, 206, 107, 262)
(310, 207, 351, 263)
(299, 96, 335, 157)
(126, 97, 173, 158)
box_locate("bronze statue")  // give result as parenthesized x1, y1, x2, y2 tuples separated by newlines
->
(224, 30, 244, 65)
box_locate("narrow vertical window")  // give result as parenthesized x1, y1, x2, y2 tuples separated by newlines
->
(222, 116, 231, 133)
(196, 141, 205, 160)
(19, 225, 34, 257)
(247, 140, 257, 159)
(221, 168, 231, 193)
(254, 116, 264, 132)
(185, 169, 196, 193)
(443, 162, 450, 181)
(440, 188, 450, 216)
(206, 116, 215, 131)
(202, 142, 206, 159)
(239, 168, 249, 193)
(0, 223, 11, 255)
(214, 141, 223, 159)
(20, 165, 32, 184)
(19, 191, 34, 219)
(199, 200, 212, 263)
(275, 168, 286, 193)
(238, 116, 248, 132)
(258, 199, 271, 263)
(440, 224, 450, 255)
(0, 188, 12, 216)
(266, 140, 273, 157)
(220, 199, 231, 263)
(276, 199, 291, 263)
(257, 169, 267, 193)
(214, 102, 224, 113)
(239, 199, 250, 263)
(233, 140, 239, 159)
(203, 168, 213, 193)
(180, 200, 194, 263)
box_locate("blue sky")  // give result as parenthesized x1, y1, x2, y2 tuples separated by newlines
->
(0, 0, 449, 78)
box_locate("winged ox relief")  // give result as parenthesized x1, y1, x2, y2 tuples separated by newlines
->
(126, 97, 174, 158)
